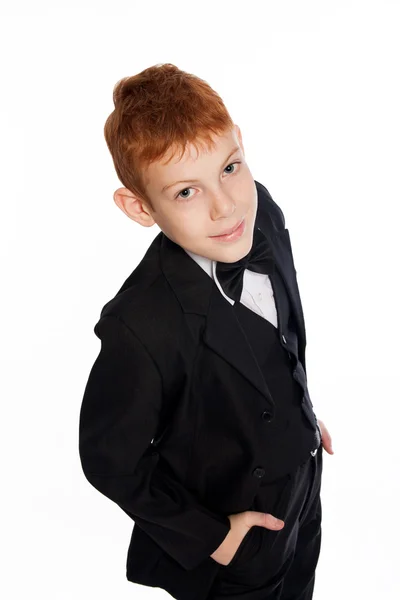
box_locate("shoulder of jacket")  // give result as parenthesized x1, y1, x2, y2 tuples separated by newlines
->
(94, 265, 195, 357)
(254, 179, 286, 230)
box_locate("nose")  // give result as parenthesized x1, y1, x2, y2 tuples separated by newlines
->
(210, 192, 236, 220)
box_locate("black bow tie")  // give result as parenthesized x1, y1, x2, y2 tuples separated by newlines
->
(215, 226, 275, 302)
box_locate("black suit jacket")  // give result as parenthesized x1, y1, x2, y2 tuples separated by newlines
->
(78, 180, 318, 596)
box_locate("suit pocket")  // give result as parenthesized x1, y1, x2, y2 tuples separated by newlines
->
(258, 474, 294, 555)
(224, 473, 294, 572)
(220, 525, 261, 570)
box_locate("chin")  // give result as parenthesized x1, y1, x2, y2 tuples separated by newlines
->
(215, 238, 253, 263)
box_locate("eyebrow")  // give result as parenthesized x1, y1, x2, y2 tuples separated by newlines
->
(161, 145, 241, 194)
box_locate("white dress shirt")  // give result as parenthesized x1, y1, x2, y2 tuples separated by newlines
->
(184, 249, 278, 328)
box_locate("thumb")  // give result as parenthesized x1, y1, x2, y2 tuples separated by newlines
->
(253, 511, 285, 530)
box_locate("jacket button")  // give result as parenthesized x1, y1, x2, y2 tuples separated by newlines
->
(282, 334, 287, 344)
(262, 411, 273, 421)
(253, 467, 265, 478)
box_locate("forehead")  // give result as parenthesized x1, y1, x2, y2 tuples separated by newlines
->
(164, 135, 222, 166)
(151, 129, 238, 176)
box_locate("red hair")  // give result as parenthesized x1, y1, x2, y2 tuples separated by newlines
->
(103, 63, 235, 210)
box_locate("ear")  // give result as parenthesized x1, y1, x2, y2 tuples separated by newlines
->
(113, 187, 156, 227)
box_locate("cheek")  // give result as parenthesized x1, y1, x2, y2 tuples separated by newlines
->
(177, 214, 208, 239)
(161, 216, 205, 247)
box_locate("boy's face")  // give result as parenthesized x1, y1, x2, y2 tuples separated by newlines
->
(114, 124, 258, 263)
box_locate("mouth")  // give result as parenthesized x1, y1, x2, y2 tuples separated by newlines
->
(210, 217, 245, 238)
(209, 216, 246, 242)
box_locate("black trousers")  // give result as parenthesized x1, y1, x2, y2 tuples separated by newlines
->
(206, 441, 323, 600)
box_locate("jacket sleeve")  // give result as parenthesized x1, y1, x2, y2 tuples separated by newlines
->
(78, 314, 230, 571)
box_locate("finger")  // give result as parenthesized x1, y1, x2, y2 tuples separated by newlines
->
(257, 512, 285, 530)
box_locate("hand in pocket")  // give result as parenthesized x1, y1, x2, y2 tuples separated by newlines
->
(211, 510, 285, 567)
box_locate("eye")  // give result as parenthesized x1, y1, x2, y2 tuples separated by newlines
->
(175, 187, 194, 201)
(174, 161, 242, 201)
(223, 162, 240, 175)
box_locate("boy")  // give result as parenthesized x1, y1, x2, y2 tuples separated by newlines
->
(79, 63, 333, 600)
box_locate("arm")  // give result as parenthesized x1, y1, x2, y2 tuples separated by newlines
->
(78, 315, 230, 571)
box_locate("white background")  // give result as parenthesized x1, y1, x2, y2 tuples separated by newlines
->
(1, 1, 399, 598)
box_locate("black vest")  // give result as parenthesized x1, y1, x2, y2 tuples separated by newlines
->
(232, 265, 320, 482)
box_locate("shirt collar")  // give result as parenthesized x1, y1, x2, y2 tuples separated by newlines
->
(183, 249, 235, 305)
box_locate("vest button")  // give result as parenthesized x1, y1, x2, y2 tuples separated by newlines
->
(262, 411, 273, 421)
(253, 467, 265, 478)
(282, 334, 287, 344)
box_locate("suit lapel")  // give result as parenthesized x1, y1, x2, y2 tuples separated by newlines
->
(265, 227, 307, 353)
(159, 181, 306, 400)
